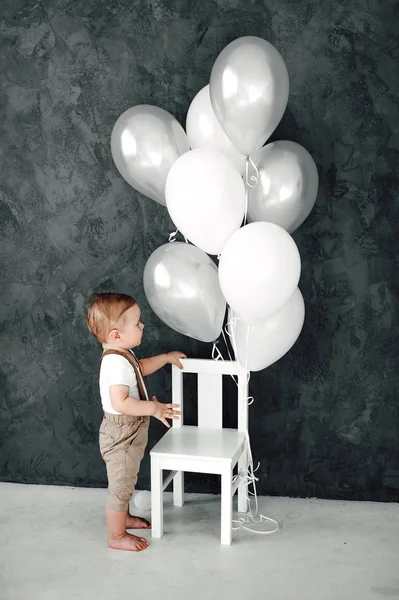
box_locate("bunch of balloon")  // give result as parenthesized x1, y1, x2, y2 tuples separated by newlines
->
(205, 37, 317, 372)
(111, 36, 318, 369)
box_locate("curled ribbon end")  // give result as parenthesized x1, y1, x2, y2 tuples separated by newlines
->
(169, 228, 178, 243)
(245, 156, 259, 188)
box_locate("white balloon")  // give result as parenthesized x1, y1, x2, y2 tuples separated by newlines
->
(219, 222, 301, 324)
(186, 85, 246, 174)
(228, 288, 305, 372)
(165, 149, 246, 255)
(133, 490, 151, 511)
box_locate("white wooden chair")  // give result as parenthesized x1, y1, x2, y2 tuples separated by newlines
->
(150, 358, 249, 545)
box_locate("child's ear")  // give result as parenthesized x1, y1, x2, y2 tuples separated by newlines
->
(109, 328, 120, 341)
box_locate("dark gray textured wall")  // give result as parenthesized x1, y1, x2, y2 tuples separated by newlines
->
(1, 0, 398, 501)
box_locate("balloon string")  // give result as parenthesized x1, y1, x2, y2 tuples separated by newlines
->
(243, 156, 259, 226)
(221, 328, 234, 362)
(244, 183, 248, 226)
(245, 156, 259, 188)
(213, 313, 277, 533)
(169, 229, 189, 244)
(169, 229, 178, 243)
(223, 309, 252, 391)
(221, 327, 239, 386)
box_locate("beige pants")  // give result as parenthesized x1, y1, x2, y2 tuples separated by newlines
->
(99, 412, 149, 512)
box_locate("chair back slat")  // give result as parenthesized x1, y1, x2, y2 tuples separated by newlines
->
(172, 363, 183, 428)
(172, 359, 248, 430)
(197, 373, 223, 429)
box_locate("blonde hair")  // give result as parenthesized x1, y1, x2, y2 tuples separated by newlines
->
(86, 292, 137, 343)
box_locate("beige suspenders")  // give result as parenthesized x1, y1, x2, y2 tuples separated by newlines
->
(100, 349, 148, 401)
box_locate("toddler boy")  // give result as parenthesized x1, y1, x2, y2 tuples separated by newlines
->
(86, 292, 185, 551)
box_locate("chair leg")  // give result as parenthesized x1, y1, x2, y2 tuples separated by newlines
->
(173, 471, 184, 507)
(151, 457, 163, 538)
(238, 449, 248, 514)
(221, 465, 233, 545)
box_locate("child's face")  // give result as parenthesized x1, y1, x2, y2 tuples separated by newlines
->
(108, 304, 144, 349)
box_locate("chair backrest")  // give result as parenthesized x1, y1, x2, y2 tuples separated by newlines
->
(172, 359, 249, 432)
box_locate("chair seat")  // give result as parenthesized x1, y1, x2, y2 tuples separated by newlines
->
(150, 426, 246, 463)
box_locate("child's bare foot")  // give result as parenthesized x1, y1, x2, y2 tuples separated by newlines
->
(126, 513, 151, 529)
(108, 532, 149, 552)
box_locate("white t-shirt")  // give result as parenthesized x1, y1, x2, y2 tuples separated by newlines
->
(99, 350, 149, 415)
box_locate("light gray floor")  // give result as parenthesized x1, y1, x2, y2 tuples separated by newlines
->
(0, 483, 398, 600)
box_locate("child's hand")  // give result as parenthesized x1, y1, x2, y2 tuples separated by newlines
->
(166, 351, 187, 370)
(151, 396, 181, 428)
